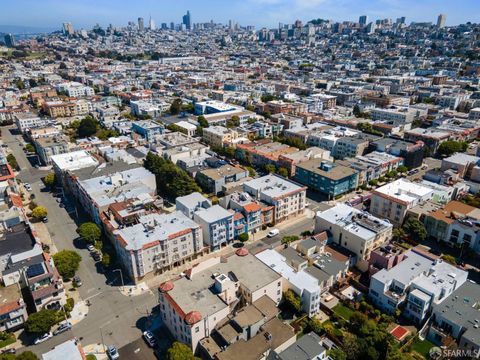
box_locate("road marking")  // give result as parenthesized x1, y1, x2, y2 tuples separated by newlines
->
(87, 288, 96, 293)
(84, 292, 102, 301)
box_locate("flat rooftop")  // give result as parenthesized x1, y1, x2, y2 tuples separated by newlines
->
(373, 179, 433, 204)
(50, 150, 99, 172)
(244, 174, 305, 199)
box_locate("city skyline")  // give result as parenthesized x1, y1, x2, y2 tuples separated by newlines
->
(0, 0, 479, 32)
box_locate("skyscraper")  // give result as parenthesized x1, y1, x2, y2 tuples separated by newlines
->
(359, 15, 368, 26)
(138, 17, 145, 31)
(63, 22, 74, 36)
(149, 16, 156, 30)
(4, 34, 15, 48)
(436, 14, 446, 28)
(182, 11, 191, 30)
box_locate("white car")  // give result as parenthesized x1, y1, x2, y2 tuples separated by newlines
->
(24, 183, 32, 191)
(107, 345, 120, 360)
(87, 244, 95, 252)
(267, 229, 279, 237)
(34, 332, 52, 345)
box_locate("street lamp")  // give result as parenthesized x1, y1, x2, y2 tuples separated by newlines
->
(113, 269, 124, 289)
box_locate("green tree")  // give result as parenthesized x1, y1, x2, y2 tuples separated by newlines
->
(53, 250, 81, 280)
(170, 98, 183, 115)
(437, 140, 468, 157)
(392, 228, 405, 241)
(404, 218, 427, 242)
(77, 116, 98, 138)
(238, 233, 249, 242)
(281, 235, 299, 244)
(284, 289, 301, 313)
(441, 254, 457, 265)
(308, 317, 323, 335)
(245, 166, 256, 177)
(43, 172, 56, 187)
(16, 351, 40, 360)
(77, 222, 101, 243)
(230, 115, 240, 127)
(397, 165, 408, 173)
(32, 206, 48, 220)
(166, 342, 198, 360)
(144, 152, 201, 200)
(24, 309, 57, 334)
(277, 167, 289, 178)
(25, 144, 35, 153)
(368, 179, 378, 186)
(197, 115, 209, 128)
(6, 154, 18, 170)
(328, 348, 347, 360)
(265, 164, 276, 174)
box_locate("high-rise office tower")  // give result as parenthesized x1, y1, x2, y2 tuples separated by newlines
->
(182, 11, 191, 30)
(359, 15, 368, 26)
(437, 14, 446, 28)
(138, 17, 145, 31)
(149, 16, 156, 30)
(63, 22, 74, 36)
(4, 34, 15, 48)
(170, 22, 175, 30)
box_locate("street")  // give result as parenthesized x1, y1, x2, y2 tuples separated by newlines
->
(2, 127, 158, 357)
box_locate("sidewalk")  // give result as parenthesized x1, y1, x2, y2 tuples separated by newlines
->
(118, 282, 152, 297)
(31, 222, 58, 254)
(70, 300, 89, 325)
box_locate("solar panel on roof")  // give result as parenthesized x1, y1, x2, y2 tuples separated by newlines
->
(26, 263, 45, 278)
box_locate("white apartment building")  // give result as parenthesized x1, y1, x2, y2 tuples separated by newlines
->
(369, 249, 467, 324)
(371, 107, 415, 124)
(370, 179, 434, 225)
(202, 126, 239, 147)
(243, 174, 307, 224)
(158, 252, 282, 352)
(56, 82, 95, 98)
(193, 205, 234, 250)
(112, 211, 204, 281)
(315, 203, 393, 271)
(15, 113, 54, 133)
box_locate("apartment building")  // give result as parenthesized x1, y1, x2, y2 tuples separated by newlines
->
(15, 113, 54, 133)
(315, 203, 393, 271)
(236, 140, 299, 168)
(369, 249, 467, 324)
(56, 82, 94, 98)
(243, 174, 306, 224)
(110, 211, 204, 282)
(202, 125, 239, 147)
(404, 128, 451, 154)
(277, 147, 332, 177)
(34, 135, 71, 165)
(158, 251, 282, 352)
(295, 160, 358, 198)
(42, 101, 76, 118)
(195, 165, 248, 195)
(370, 179, 434, 225)
(0, 284, 27, 332)
(220, 192, 263, 235)
(193, 205, 235, 250)
(50, 150, 100, 191)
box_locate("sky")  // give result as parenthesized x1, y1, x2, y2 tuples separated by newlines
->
(0, 0, 479, 31)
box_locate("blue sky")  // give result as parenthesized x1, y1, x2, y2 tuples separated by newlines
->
(1, 0, 478, 30)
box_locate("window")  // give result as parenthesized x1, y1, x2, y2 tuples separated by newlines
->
(195, 326, 199, 333)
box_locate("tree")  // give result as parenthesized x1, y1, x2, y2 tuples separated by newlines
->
(43, 172, 56, 187)
(245, 166, 256, 178)
(6, 154, 18, 170)
(25, 144, 35, 153)
(170, 98, 183, 115)
(341, 333, 361, 360)
(230, 115, 240, 127)
(404, 218, 427, 242)
(197, 115, 209, 128)
(16, 351, 40, 360)
(328, 348, 347, 360)
(308, 317, 323, 335)
(282, 235, 299, 244)
(77, 222, 101, 243)
(441, 254, 457, 265)
(437, 141, 468, 157)
(284, 289, 301, 312)
(32, 206, 48, 220)
(397, 165, 408, 173)
(53, 250, 81, 280)
(369, 179, 378, 186)
(238, 233, 249, 242)
(392, 228, 405, 241)
(277, 167, 289, 178)
(166, 342, 198, 360)
(265, 164, 276, 174)
(77, 116, 98, 138)
(25, 309, 57, 334)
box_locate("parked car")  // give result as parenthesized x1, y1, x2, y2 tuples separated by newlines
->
(267, 229, 279, 237)
(42, 217, 48, 223)
(1, 348, 16, 354)
(24, 183, 31, 191)
(107, 345, 120, 360)
(73, 276, 82, 287)
(34, 332, 52, 345)
(53, 322, 72, 335)
(92, 252, 102, 262)
(143, 330, 156, 347)
(87, 244, 95, 252)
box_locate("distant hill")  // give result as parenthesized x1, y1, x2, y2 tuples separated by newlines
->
(0, 25, 57, 34)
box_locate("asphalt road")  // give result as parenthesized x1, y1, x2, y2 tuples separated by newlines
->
(2, 127, 157, 357)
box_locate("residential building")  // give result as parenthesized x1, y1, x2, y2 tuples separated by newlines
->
(315, 203, 393, 271)
(369, 248, 467, 323)
(441, 153, 480, 180)
(0, 284, 27, 332)
(33, 135, 72, 165)
(56, 82, 94, 98)
(42, 339, 86, 360)
(107, 211, 204, 282)
(372, 138, 425, 169)
(404, 128, 451, 154)
(196, 165, 248, 195)
(158, 251, 282, 352)
(243, 174, 306, 224)
(131, 120, 165, 141)
(220, 192, 263, 235)
(268, 332, 328, 360)
(295, 160, 358, 199)
(277, 147, 333, 177)
(370, 179, 434, 225)
(15, 113, 54, 133)
(193, 205, 235, 250)
(50, 150, 99, 190)
(202, 126, 239, 147)
(176, 192, 212, 219)
(236, 140, 299, 168)
(332, 137, 369, 160)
